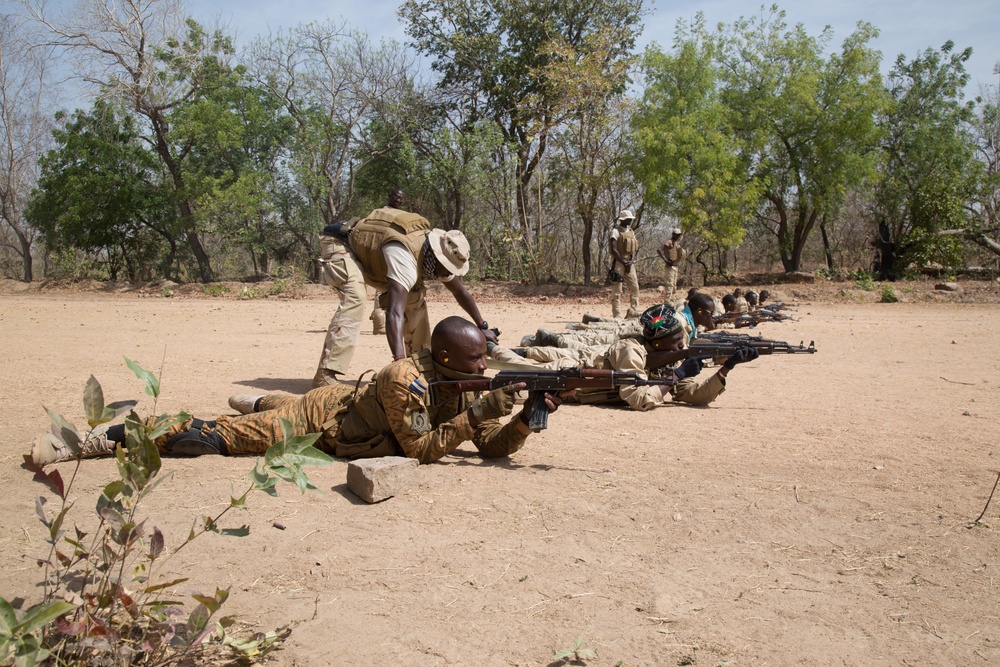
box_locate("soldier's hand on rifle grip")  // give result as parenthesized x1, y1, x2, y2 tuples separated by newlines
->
(469, 382, 522, 423)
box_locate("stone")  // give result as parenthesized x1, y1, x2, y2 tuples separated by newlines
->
(781, 271, 816, 284)
(934, 282, 961, 292)
(347, 456, 419, 503)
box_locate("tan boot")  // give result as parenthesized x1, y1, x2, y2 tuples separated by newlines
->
(371, 307, 386, 335)
(311, 368, 342, 389)
(32, 427, 115, 467)
(228, 394, 263, 415)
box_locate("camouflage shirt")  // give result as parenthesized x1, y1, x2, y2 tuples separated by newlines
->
(357, 352, 529, 463)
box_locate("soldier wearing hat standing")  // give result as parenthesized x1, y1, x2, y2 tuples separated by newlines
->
(609, 209, 641, 318)
(658, 227, 687, 304)
(348, 189, 497, 366)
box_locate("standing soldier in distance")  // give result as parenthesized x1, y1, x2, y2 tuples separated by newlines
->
(608, 209, 641, 319)
(658, 227, 687, 304)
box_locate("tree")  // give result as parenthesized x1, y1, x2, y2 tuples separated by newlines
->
(399, 0, 646, 265)
(714, 5, 886, 272)
(23, 0, 240, 282)
(872, 42, 980, 276)
(28, 101, 177, 281)
(247, 21, 416, 227)
(541, 26, 640, 285)
(632, 16, 761, 274)
(0, 12, 54, 281)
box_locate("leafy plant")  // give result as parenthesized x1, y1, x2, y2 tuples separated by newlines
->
(848, 268, 875, 291)
(554, 636, 598, 664)
(238, 285, 264, 299)
(2, 359, 332, 665)
(159, 285, 174, 298)
(203, 283, 230, 297)
(880, 285, 899, 303)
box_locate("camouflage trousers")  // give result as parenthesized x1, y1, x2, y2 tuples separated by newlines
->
(151, 386, 355, 456)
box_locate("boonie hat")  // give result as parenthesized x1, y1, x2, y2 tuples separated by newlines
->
(618, 209, 635, 221)
(427, 229, 471, 277)
(671, 227, 683, 236)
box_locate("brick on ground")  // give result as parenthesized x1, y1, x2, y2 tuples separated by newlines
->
(346, 456, 420, 503)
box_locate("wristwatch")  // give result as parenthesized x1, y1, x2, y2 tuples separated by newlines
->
(479, 321, 490, 330)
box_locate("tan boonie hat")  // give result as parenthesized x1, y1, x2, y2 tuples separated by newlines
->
(428, 229, 471, 276)
(672, 227, 683, 236)
(618, 209, 635, 221)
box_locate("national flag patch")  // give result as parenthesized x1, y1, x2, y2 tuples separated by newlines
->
(409, 378, 427, 397)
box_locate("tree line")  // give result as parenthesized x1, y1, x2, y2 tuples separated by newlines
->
(1, 0, 998, 285)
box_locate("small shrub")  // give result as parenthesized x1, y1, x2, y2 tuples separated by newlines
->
(239, 285, 264, 300)
(2, 359, 332, 665)
(880, 285, 898, 303)
(554, 637, 597, 664)
(848, 268, 875, 291)
(203, 284, 230, 297)
(160, 285, 174, 298)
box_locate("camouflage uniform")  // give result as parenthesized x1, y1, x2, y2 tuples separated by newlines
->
(550, 321, 643, 349)
(149, 350, 528, 464)
(489, 338, 725, 411)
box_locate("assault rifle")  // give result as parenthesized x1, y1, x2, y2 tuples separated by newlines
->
(429, 368, 675, 432)
(688, 337, 816, 356)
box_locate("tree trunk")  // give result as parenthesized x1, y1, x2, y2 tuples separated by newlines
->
(581, 213, 594, 286)
(820, 217, 834, 270)
(17, 228, 33, 282)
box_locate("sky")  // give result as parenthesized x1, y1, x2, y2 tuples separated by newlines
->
(185, 0, 1000, 96)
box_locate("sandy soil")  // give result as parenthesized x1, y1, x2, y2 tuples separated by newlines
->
(1, 281, 999, 666)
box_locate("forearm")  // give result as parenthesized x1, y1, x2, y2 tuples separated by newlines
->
(400, 411, 477, 463)
(385, 282, 408, 358)
(473, 412, 531, 458)
(446, 279, 485, 325)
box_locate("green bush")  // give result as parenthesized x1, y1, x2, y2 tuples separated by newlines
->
(848, 268, 875, 291)
(203, 283, 230, 297)
(880, 285, 899, 303)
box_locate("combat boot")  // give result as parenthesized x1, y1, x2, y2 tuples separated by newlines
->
(163, 427, 228, 456)
(519, 334, 536, 346)
(32, 427, 115, 467)
(534, 328, 559, 347)
(371, 307, 386, 335)
(228, 394, 263, 415)
(312, 368, 342, 389)
(582, 313, 600, 324)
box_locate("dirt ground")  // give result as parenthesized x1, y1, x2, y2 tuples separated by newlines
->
(1, 279, 999, 666)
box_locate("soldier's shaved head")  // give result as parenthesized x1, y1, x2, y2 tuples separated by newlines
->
(432, 316, 488, 375)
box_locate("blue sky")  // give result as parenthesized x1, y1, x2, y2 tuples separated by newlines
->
(187, 0, 999, 96)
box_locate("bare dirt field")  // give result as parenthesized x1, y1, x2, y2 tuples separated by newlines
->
(1, 279, 999, 666)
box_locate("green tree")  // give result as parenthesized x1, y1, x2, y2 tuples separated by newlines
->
(247, 21, 415, 227)
(873, 42, 981, 276)
(25, 1, 242, 282)
(714, 5, 886, 272)
(633, 16, 760, 268)
(169, 64, 300, 277)
(28, 101, 177, 281)
(399, 0, 646, 265)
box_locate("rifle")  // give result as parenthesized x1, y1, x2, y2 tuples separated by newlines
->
(688, 338, 817, 356)
(429, 368, 675, 432)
